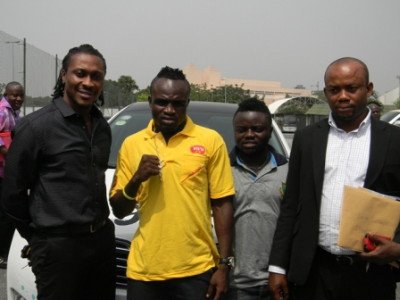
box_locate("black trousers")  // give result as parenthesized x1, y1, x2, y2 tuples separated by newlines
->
(127, 269, 214, 300)
(291, 248, 397, 300)
(0, 178, 15, 258)
(30, 219, 116, 300)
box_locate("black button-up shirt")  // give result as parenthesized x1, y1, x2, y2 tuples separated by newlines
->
(1, 98, 111, 240)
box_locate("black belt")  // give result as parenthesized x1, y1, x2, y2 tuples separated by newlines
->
(316, 247, 365, 268)
(35, 219, 108, 236)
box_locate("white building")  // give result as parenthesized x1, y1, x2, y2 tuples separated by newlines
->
(379, 87, 400, 105)
(183, 64, 311, 104)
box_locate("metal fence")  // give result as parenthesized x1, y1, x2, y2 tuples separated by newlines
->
(0, 30, 61, 100)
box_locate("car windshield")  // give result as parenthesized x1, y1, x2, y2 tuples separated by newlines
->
(108, 102, 288, 168)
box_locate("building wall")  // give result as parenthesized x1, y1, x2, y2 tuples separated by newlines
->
(183, 64, 311, 104)
(379, 87, 400, 105)
(0, 30, 61, 97)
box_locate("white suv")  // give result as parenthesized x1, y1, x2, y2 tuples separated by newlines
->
(381, 109, 400, 127)
(7, 101, 290, 300)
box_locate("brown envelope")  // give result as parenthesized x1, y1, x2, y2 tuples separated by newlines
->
(338, 186, 400, 252)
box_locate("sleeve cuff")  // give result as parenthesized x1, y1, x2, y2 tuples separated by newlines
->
(268, 265, 286, 275)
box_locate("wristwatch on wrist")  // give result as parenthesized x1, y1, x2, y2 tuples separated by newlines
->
(218, 256, 234, 268)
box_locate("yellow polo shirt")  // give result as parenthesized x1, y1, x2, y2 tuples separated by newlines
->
(111, 117, 235, 281)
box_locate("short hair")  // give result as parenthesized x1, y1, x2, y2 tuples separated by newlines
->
(367, 99, 383, 108)
(52, 44, 107, 105)
(324, 57, 369, 84)
(4, 81, 24, 96)
(234, 97, 272, 128)
(149, 66, 191, 97)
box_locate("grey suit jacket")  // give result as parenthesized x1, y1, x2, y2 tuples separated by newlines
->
(269, 117, 400, 285)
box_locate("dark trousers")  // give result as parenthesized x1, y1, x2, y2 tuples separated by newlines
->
(291, 248, 397, 300)
(0, 178, 15, 258)
(227, 285, 272, 300)
(30, 219, 116, 300)
(127, 269, 214, 300)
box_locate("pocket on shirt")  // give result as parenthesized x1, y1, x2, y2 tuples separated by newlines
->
(180, 154, 207, 189)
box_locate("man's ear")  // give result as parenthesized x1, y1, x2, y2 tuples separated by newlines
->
(366, 82, 374, 97)
(148, 96, 152, 105)
(61, 69, 67, 84)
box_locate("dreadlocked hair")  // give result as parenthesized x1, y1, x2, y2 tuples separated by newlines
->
(52, 44, 107, 106)
(150, 66, 190, 95)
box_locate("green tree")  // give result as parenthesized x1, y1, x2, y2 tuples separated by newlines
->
(190, 84, 213, 101)
(312, 90, 327, 102)
(117, 75, 138, 95)
(103, 75, 139, 108)
(189, 83, 250, 103)
(117, 75, 138, 105)
(136, 86, 150, 102)
(103, 79, 121, 108)
(368, 90, 380, 102)
(394, 97, 400, 109)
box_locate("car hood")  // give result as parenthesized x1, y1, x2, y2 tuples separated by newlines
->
(106, 168, 138, 242)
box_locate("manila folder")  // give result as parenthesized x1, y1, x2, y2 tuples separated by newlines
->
(338, 186, 400, 252)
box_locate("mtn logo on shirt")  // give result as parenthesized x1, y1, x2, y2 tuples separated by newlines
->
(190, 145, 205, 155)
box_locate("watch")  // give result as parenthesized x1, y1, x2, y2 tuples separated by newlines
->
(218, 256, 234, 268)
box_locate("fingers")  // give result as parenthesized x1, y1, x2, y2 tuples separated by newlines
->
(269, 274, 289, 300)
(368, 234, 390, 244)
(272, 288, 287, 300)
(136, 154, 162, 181)
(362, 234, 391, 253)
(281, 284, 289, 300)
(206, 284, 214, 299)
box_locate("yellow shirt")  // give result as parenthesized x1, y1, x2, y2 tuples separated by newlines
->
(111, 117, 235, 281)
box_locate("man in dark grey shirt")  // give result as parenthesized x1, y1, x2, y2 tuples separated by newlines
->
(1, 44, 115, 300)
(229, 98, 288, 300)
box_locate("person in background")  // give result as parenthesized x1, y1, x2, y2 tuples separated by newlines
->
(367, 100, 383, 120)
(268, 57, 400, 300)
(110, 66, 235, 300)
(0, 81, 24, 268)
(228, 98, 288, 300)
(1, 44, 115, 300)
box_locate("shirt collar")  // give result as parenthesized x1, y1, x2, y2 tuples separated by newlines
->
(0, 97, 19, 116)
(328, 109, 371, 133)
(0, 97, 11, 108)
(53, 97, 103, 119)
(235, 152, 277, 179)
(144, 116, 196, 139)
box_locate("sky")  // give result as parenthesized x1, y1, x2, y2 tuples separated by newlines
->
(1, 0, 399, 95)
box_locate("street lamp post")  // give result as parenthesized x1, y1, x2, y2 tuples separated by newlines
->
(5, 38, 27, 115)
(23, 38, 26, 115)
(5, 41, 20, 80)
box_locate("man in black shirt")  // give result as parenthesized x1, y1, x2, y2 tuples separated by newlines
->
(1, 44, 115, 300)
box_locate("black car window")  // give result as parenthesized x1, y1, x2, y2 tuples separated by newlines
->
(108, 103, 288, 168)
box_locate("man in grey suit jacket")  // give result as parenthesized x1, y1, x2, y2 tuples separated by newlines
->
(268, 57, 400, 300)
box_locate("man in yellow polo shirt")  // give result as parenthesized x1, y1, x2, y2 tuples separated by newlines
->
(110, 66, 235, 300)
